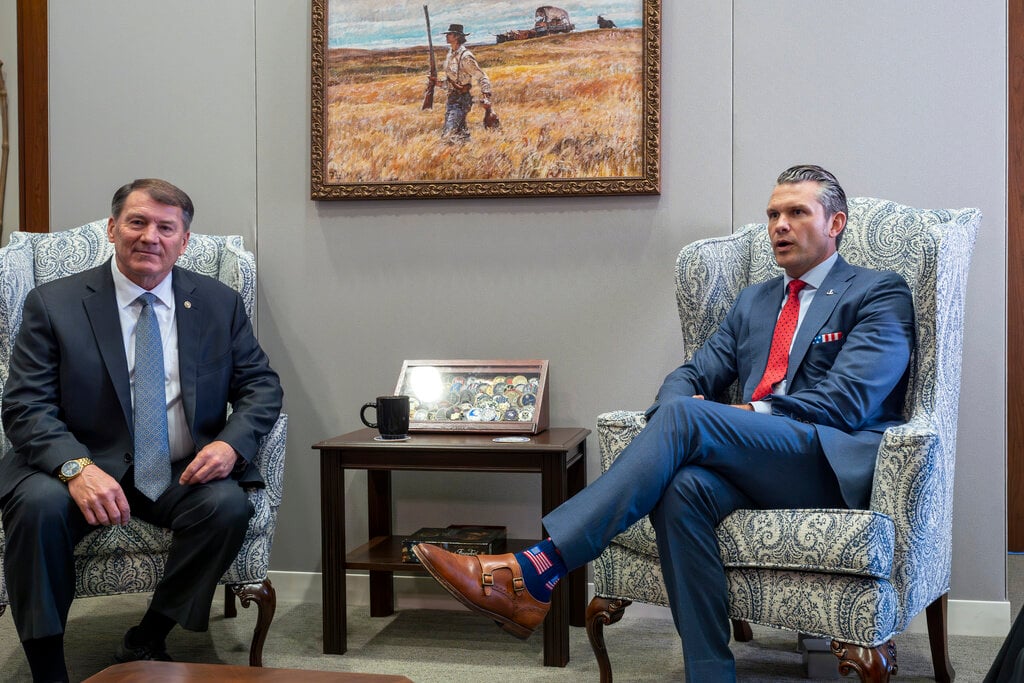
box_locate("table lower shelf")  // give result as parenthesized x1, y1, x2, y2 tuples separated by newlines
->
(346, 535, 538, 572)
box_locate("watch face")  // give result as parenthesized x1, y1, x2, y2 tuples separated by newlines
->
(61, 460, 82, 478)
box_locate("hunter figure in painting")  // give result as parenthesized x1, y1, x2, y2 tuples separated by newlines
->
(428, 23, 495, 143)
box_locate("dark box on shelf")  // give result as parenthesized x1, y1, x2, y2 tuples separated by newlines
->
(401, 525, 507, 563)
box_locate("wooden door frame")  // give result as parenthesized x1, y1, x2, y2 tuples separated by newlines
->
(1009, 1, 1023, 549)
(16, 0, 47, 233)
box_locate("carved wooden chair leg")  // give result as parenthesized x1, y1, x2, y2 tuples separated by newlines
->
(229, 579, 277, 667)
(732, 619, 753, 642)
(224, 584, 237, 618)
(830, 639, 897, 683)
(586, 596, 632, 683)
(925, 593, 955, 683)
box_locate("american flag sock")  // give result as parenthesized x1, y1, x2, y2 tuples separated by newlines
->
(513, 538, 567, 603)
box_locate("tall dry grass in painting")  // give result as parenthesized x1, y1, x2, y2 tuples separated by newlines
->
(324, 29, 644, 184)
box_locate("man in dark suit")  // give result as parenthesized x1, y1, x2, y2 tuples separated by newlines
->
(0, 178, 282, 682)
(413, 165, 915, 681)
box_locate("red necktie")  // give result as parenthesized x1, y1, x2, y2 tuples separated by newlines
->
(751, 279, 807, 401)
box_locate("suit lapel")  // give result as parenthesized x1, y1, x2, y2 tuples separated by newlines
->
(82, 261, 133, 427)
(173, 267, 202, 434)
(786, 256, 855, 382)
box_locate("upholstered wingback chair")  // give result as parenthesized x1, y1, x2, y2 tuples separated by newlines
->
(586, 198, 979, 683)
(0, 220, 288, 666)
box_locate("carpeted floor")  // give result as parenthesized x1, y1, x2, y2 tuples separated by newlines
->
(3, 551, 1021, 681)
(0, 586, 1008, 682)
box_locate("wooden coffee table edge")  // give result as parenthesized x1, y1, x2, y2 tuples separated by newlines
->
(83, 661, 413, 682)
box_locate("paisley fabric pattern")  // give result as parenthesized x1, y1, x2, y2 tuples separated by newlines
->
(591, 541, 670, 606)
(717, 509, 895, 578)
(726, 568, 898, 645)
(0, 222, 286, 608)
(31, 220, 114, 284)
(593, 198, 980, 647)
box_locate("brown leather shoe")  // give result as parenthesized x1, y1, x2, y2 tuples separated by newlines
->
(413, 543, 550, 639)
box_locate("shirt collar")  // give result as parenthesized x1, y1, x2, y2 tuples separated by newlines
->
(784, 252, 839, 291)
(110, 258, 174, 310)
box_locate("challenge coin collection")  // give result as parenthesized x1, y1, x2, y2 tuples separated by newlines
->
(409, 374, 540, 423)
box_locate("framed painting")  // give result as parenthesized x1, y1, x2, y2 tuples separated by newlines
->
(311, 1, 661, 200)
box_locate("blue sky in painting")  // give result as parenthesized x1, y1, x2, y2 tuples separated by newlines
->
(328, 1, 643, 50)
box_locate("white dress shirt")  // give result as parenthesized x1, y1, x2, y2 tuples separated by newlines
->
(111, 260, 195, 462)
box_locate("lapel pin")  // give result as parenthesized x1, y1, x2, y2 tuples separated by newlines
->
(826, 289, 836, 296)
(183, 301, 192, 309)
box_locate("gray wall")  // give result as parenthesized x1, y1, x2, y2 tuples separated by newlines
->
(731, 3, 1007, 604)
(0, 0, 17, 241)
(41, 0, 1006, 608)
(47, 1, 257, 240)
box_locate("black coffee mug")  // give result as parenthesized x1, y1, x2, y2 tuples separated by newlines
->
(360, 395, 410, 439)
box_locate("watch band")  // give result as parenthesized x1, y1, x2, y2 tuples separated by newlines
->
(58, 457, 95, 483)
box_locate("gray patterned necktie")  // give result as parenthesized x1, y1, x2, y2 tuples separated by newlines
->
(133, 292, 171, 501)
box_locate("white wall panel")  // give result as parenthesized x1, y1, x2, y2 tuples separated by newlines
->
(48, 0, 256, 240)
(734, 0, 1007, 601)
(0, 0, 18, 240)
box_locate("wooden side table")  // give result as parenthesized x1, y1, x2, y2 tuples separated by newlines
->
(312, 427, 590, 667)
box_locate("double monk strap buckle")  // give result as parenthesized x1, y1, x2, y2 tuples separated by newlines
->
(481, 560, 525, 595)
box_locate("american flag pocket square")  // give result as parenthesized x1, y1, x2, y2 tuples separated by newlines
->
(812, 331, 844, 344)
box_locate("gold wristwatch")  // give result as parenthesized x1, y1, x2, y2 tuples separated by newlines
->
(58, 457, 94, 483)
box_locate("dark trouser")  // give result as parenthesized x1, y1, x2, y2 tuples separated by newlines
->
(543, 397, 848, 682)
(443, 90, 473, 141)
(985, 602, 1024, 683)
(1, 459, 251, 642)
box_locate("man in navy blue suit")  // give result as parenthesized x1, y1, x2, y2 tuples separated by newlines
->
(414, 165, 915, 681)
(0, 179, 282, 682)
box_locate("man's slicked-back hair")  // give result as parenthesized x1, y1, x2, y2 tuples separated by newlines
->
(111, 178, 195, 231)
(776, 165, 847, 248)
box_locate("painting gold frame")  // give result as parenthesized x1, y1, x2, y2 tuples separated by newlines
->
(310, 1, 660, 200)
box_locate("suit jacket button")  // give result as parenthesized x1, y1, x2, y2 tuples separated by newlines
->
(124, 452, 133, 463)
